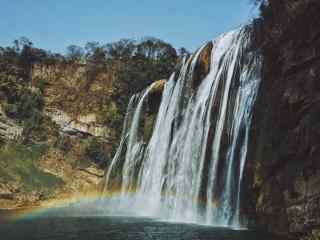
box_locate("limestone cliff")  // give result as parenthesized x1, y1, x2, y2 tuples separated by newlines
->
(0, 62, 116, 209)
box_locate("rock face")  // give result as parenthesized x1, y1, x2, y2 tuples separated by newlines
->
(33, 62, 117, 143)
(32, 62, 115, 118)
(244, 0, 320, 236)
(37, 148, 104, 194)
(45, 108, 111, 139)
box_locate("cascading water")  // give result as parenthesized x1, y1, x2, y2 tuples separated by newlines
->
(103, 26, 262, 227)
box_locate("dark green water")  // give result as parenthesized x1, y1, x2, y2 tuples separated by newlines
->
(0, 216, 281, 240)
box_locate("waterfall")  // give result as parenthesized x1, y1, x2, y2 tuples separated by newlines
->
(103, 26, 262, 227)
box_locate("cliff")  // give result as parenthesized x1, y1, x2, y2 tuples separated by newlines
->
(244, 0, 320, 237)
(0, 62, 117, 208)
(0, 56, 170, 208)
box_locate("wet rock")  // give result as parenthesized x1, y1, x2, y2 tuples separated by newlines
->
(192, 42, 213, 89)
(148, 79, 166, 113)
(149, 79, 166, 95)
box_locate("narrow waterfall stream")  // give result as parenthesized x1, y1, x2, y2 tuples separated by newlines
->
(103, 26, 262, 228)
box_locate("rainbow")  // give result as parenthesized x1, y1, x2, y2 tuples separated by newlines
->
(0, 190, 123, 222)
(0, 190, 216, 224)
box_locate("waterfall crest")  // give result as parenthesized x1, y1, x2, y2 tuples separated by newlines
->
(103, 26, 262, 227)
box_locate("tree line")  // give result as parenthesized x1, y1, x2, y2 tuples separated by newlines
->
(64, 37, 189, 123)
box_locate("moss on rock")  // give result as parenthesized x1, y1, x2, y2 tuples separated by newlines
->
(0, 143, 64, 199)
(149, 79, 166, 95)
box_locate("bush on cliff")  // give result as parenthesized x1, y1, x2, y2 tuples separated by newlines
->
(1, 83, 44, 141)
(102, 98, 122, 129)
(85, 138, 109, 168)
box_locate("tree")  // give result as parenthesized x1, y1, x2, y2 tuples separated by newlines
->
(104, 39, 136, 59)
(66, 45, 84, 62)
(178, 47, 190, 58)
(84, 41, 107, 83)
(13, 37, 32, 53)
(85, 41, 100, 59)
(251, 0, 267, 6)
(108, 37, 178, 119)
(20, 45, 47, 82)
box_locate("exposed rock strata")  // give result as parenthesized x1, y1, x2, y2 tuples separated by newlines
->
(44, 108, 111, 140)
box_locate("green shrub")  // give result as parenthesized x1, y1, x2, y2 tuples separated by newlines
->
(3, 86, 45, 141)
(4, 86, 43, 121)
(85, 138, 108, 167)
(3, 103, 19, 117)
(103, 98, 122, 129)
(33, 77, 49, 93)
(17, 88, 43, 119)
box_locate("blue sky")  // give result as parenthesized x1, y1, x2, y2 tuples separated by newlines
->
(0, 0, 258, 53)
